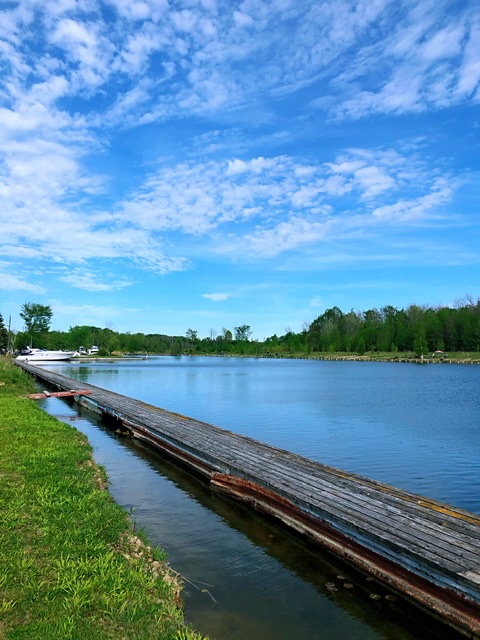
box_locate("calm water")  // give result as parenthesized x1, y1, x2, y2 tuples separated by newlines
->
(40, 356, 479, 639)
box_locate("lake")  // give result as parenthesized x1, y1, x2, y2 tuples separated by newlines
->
(40, 356, 479, 639)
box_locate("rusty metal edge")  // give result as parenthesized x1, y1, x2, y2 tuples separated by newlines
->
(124, 420, 215, 480)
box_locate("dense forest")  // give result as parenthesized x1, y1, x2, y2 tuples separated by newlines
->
(2, 297, 480, 357)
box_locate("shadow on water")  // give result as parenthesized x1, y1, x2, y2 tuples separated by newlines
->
(50, 397, 464, 640)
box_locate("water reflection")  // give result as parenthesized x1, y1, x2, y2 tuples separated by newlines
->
(45, 396, 463, 640)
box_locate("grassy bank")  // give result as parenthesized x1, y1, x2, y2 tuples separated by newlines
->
(121, 349, 480, 362)
(252, 350, 480, 362)
(0, 358, 206, 640)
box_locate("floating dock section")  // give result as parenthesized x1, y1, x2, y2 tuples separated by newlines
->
(17, 361, 480, 638)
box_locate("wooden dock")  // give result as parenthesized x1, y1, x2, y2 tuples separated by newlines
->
(17, 361, 480, 638)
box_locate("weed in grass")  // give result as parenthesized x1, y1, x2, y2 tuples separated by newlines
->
(0, 599, 17, 616)
(55, 615, 76, 638)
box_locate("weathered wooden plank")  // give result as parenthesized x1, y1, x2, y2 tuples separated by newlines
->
(23, 365, 480, 560)
(246, 461, 480, 556)
(58, 376, 480, 560)
(137, 423, 480, 562)
(28, 389, 93, 400)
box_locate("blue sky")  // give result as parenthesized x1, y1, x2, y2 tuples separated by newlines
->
(1, 0, 479, 340)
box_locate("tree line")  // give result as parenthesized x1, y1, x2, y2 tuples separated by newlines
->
(1, 297, 480, 357)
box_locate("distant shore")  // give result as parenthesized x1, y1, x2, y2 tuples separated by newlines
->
(88, 351, 480, 364)
(255, 352, 480, 364)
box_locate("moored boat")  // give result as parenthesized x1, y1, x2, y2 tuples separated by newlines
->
(15, 348, 78, 362)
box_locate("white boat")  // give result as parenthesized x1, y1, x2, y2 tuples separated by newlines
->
(15, 348, 78, 362)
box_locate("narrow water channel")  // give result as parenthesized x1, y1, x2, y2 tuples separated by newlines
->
(41, 395, 464, 640)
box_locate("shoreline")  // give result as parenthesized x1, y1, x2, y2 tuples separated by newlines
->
(68, 351, 480, 365)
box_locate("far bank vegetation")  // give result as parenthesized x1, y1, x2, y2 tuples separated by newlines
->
(3, 297, 480, 360)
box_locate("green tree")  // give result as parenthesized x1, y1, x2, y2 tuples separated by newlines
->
(20, 302, 53, 347)
(280, 330, 301, 353)
(234, 325, 252, 341)
(406, 304, 426, 350)
(356, 336, 366, 355)
(221, 327, 233, 341)
(343, 310, 362, 352)
(308, 307, 345, 352)
(67, 325, 98, 351)
(0, 313, 8, 352)
(185, 328, 199, 341)
(361, 308, 382, 351)
(122, 332, 146, 353)
(413, 332, 428, 356)
(46, 330, 69, 350)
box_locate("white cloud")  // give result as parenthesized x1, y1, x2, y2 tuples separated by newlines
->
(354, 166, 396, 198)
(309, 296, 323, 308)
(114, 23, 169, 76)
(420, 24, 464, 62)
(101, 84, 152, 125)
(112, 145, 460, 264)
(172, 9, 198, 34)
(371, 180, 453, 222)
(233, 11, 254, 28)
(59, 271, 134, 291)
(1, 0, 476, 147)
(226, 158, 249, 175)
(327, 4, 480, 119)
(51, 301, 136, 327)
(238, 217, 332, 258)
(52, 18, 96, 50)
(0, 157, 189, 274)
(203, 292, 231, 301)
(104, 0, 168, 22)
(455, 17, 480, 100)
(0, 271, 45, 293)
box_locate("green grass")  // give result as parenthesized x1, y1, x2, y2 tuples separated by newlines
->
(267, 350, 480, 362)
(0, 358, 207, 640)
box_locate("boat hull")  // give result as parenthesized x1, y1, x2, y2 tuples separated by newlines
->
(15, 350, 77, 362)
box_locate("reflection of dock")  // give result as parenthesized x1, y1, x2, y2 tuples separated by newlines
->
(18, 361, 480, 638)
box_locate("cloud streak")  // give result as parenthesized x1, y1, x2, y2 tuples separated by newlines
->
(1, 0, 478, 137)
(117, 146, 456, 260)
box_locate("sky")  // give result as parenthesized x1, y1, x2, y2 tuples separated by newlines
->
(1, 0, 479, 340)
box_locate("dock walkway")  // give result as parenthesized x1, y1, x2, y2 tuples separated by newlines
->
(17, 361, 480, 638)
